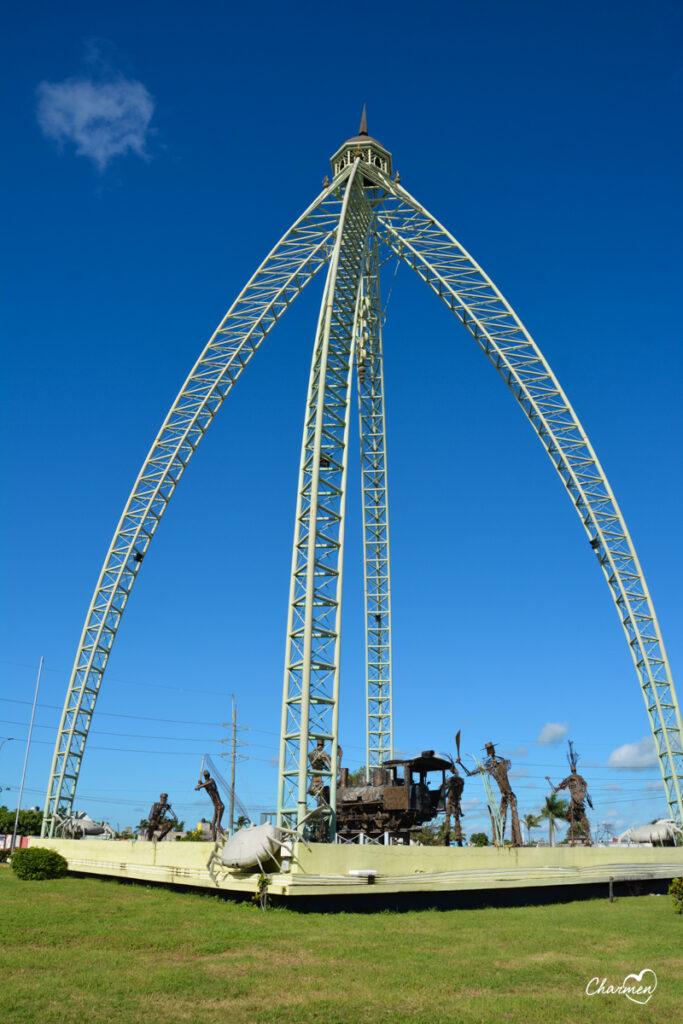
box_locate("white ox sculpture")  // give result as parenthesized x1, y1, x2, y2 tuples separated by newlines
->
(54, 811, 116, 839)
(219, 822, 284, 870)
(206, 811, 324, 880)
(618, 818, 683, 845)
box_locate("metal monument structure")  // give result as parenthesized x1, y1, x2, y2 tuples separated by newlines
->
(42, 113, 683, 838)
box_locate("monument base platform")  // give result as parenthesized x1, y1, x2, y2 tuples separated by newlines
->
(30, 838, 682, 911)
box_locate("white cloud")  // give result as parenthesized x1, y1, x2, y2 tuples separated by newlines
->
(603, 783, 622, 791)
(644, 779, 663, 792)
(535, 722, 569, 746)
(607, 737, 658, 771)
(36, 74, 154, 171)
(462, 798, 481, 812)
(510, 768, 529, 779)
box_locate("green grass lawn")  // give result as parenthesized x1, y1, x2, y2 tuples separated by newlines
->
(1, 868, 679, 1023)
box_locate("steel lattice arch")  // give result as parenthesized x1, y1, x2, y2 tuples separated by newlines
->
(42, 117, 683, 837)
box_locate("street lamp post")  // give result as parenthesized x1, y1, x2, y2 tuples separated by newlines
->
(11, 658, 43, 853)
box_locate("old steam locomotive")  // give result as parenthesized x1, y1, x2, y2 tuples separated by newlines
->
(336, 750, 452, 842)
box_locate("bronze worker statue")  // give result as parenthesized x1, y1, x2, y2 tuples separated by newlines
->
(306, 738, 344, 800)
(195, 770, 225, 841)
(443, 767, 465, 846)
(306, 738, 343, 842)
(146, 792, 177, 841)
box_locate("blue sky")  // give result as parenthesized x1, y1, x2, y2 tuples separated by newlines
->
(1, 1, 681, 838)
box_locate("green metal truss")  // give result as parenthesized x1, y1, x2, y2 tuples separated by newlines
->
(356, 236, 394, 776)
(43, 127, 682, 838)
(363, 164, 682, 824)
(41, 176, 351, 836)
(277, 165, 371, 831)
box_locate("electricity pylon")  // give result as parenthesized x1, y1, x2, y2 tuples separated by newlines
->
(42, 112, 683, 838)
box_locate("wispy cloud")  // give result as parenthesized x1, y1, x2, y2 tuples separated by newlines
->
(603, 783, 622, 791)
(504, 746, 529, 759)
(462, 798, 481, 812)
(510, 767, 529, 779)
(607, 736, 658, 771)
(36, 71, 155, 171)
(535, 722, 568, 746)
(643, 779, 663, 792)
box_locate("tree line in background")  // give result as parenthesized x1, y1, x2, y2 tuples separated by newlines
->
(0, 806, 43, 837)
(0, 807, 257, 841)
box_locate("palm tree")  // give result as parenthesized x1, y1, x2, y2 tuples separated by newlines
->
(522, 813, 542, 845)
(540, 794, 569, 847)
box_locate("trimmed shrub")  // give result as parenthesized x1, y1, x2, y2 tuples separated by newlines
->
(11, 847, 68, 880)
(669, 877, 683, 914)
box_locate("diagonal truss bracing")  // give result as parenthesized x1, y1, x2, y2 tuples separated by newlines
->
(359, 164, 682, 824)
(277, 163, 371, 832)
(41, 173, 354, 836)
(356, 236, 394, 774)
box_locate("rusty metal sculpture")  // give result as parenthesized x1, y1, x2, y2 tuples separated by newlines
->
(458, 736, 523, 847)
(146, 792, 177, 841)
(443, 768, 465, 847)
(307, 738, 333, 805)
(305, 739, 344, 841)
(195, 769, 225, 841)
(546, 741, 592, 845)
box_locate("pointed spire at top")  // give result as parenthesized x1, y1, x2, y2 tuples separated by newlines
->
(330, 108, 392, 178)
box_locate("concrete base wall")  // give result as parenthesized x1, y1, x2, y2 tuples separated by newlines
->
(29, 837, 682, 908)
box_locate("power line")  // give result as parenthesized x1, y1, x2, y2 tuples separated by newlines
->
(0, 696, 365, 746)
(0, 737, 279, 763)
(0, 719, 282, 751)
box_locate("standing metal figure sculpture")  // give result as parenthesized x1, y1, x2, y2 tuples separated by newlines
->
(458, 740, 523, 847)
(195, 769, 225, 841)
(546, 741, 592, 845)
(307, 739, 332, 803)
(146, 792, 177, 841)
(306, 739, 333, 841)
(443, 767, 465, 846)
(305, 738, 345, 840)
